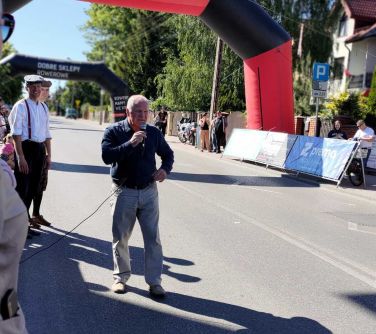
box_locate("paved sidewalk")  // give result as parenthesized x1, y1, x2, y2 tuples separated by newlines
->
(63, 116, 376, 203)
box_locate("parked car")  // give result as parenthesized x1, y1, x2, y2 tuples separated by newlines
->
(65, 108, 78, 120)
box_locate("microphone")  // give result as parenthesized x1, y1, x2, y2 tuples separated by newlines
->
(140, 122, 147, 148)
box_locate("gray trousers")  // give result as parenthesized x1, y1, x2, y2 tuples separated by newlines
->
(111, 182, 163, 286)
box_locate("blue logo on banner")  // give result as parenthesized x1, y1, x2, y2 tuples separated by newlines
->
(313, 63, 330, 81)
(285, 136, 357, 180)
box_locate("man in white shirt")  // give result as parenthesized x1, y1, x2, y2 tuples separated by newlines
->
(350, 119, 375, 164)
(9, 74, 52, 231)
(31, 80, 53, 227)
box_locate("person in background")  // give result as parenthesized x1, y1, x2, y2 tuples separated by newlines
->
(199, 113, 210, 152)
(0, 96, 10, 141)
(328, 120, 347, 140)
(157, 107, 168, 136)
(0, 6, 28, 333)
(101, 95, 174, 297)
(213, 111, 227, 153)
(1, 133, 15, 169)
(349, 120, 375, 165)
(210, 115, 217, 153)
(30, 80, 53, 227)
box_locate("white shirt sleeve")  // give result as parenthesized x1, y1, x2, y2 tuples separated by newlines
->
(44, 104, 52, 139)
(9, 101, 26, 136)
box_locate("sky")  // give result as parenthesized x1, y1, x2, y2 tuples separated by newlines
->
(10, 0, 92, 92)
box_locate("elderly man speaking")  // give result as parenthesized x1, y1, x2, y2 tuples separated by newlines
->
(101, 95, 174, 297)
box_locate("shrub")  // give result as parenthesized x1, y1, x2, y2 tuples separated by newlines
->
(323, 91, 364, 120)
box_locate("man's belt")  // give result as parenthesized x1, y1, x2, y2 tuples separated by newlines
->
(124, 181, 154, 190)
(22, 140, 45, 145)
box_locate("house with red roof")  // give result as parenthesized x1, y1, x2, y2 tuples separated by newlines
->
(330, 0, 376, 95)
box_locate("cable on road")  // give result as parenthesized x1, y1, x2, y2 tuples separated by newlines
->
(20, 185, 121, 265)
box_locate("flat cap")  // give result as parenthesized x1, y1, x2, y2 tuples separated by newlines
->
(24, 74, 45, 84)
(41, 80, 52, 88)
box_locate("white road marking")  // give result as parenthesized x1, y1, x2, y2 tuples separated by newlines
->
(249, 187, 281, 194)
(230, 181, 281, 194)
(170, 179, 376, 289)
(348, 222, 376, 236)
(348, 222, 358, 231)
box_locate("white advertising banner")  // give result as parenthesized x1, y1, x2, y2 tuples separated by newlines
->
(223, 129, 267, 161)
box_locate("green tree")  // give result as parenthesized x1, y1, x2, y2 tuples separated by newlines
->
(83, 5, 173, 99)
(294, 53, 312, 115)
(155, 16, 214, 110)
(155, 16, 245, 111)
(367, 66, 376, 114)
(0, 43, 23, 104)
(55, 81, 101, 110)
(258, 0, 340, 67)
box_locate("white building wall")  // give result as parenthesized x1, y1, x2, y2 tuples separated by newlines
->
(331, 15, 355, 93)
(366, 40, 376, 73)
(348, 40, 368, 75)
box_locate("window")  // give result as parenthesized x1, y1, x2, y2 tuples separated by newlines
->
(333, 57, 344, 79)
(338, 15, 347, 37)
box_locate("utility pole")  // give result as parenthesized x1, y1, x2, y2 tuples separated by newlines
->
(297, 23, 304, 59)
(99, 41, 107, 125)
(209, 37, 224, 122)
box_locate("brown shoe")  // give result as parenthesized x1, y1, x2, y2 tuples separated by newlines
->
(111, 282, 127, 294)
(29, 218, 41, 229)
(149, 285, 166, 298)
(33, 215, 51, 227)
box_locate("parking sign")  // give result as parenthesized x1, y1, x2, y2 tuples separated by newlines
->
(313, 63, 330, 81)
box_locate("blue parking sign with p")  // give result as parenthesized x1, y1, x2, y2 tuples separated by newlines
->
(313, 63, 330, 81)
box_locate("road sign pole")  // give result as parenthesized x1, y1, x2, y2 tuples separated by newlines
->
(315, 97, 320, 137)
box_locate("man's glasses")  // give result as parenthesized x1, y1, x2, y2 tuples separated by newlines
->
(1, 14, 15, 43)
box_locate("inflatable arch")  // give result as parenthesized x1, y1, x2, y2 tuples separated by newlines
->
(5, 0, 294, 133)
(0, 53, 129, 119)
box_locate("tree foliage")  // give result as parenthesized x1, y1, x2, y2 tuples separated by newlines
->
(155, 16, 245, 111)
(323, 91, 367, 120)
(54, 81, 101, 110)
(368, 66, 376, 114)
(83, 5, 173, 99)
(0, 43, 23, 104)
(294, 53, 312, 115)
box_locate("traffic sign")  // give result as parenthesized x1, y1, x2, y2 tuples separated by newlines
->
(312, 90, 328, 98)
(313, 63, 330, 81)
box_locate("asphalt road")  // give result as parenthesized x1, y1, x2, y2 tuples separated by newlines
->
(19, 116, 376, 334)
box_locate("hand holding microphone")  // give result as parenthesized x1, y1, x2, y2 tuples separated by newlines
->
(140, 122, 147, 148)
(130, 123, 147, 148)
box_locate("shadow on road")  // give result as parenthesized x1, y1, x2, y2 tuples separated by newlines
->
(50, 126, 105, 133)
(19, 228, 330, 334)
(342, 293, 376, 315)
(170, 171, 319, 188)
(51, 162, 110, 175)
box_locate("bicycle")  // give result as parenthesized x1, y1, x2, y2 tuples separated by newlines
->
(346, 157, 363, 186)
(346, 148, 368, 186)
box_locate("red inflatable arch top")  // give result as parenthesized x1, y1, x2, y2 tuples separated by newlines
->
(85, 1, 295, 133)
(5, 0, 294, 132)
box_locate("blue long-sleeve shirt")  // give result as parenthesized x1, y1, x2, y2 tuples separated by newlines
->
(101, 119, 174, 186)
